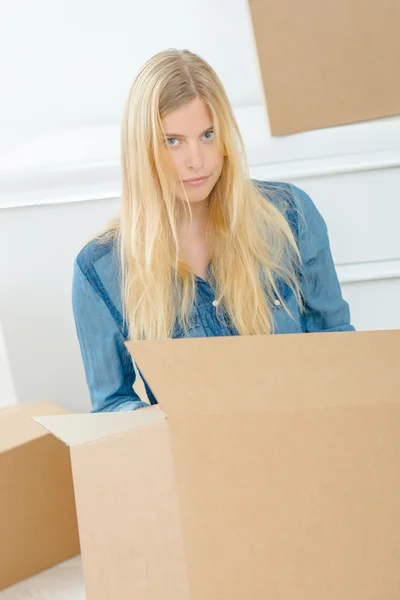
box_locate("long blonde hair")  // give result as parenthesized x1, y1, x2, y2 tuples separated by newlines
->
(99, 49, 303, 340)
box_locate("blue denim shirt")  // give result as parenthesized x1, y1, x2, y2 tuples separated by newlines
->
(72, 180, 354, 412)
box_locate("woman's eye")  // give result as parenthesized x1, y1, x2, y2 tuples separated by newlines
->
(166, 137, 179, 147)
(203, 131, 214, 141)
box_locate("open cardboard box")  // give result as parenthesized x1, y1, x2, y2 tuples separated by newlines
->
(35, 330, 400, 599)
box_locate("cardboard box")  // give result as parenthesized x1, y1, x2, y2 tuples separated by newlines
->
(36, 330, 400, 599)
(0, 401, 80, 590)
(248, 0, 400, 135)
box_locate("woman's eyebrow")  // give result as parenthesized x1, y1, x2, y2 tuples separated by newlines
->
(164, 126, 213, 138)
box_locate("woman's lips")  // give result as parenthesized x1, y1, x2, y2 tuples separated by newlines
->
(183, 175, 210, 186)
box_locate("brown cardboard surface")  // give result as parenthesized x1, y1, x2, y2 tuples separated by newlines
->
(0, 402, 80, 590)
(127, 329, 400, 598)
(158, 402, 400, 599)
(248, 0, 400, 135)
(126, 329, 399, 415)
(0, 400, 69, 453)
(69, 419, 189, 599)
(36, 330, 400, 598)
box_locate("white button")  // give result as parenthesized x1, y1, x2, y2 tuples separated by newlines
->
(274, 299, 281, 306)
(212, 299, 219, 307)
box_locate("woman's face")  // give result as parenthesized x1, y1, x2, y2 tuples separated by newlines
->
(161, 96, 224, 204)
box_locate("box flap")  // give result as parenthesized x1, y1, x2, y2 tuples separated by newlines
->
(34, 406, 165, 447)
(247, 1, 400, 135)
(0, 401, 70, 453)
(126, 330, 400, 417)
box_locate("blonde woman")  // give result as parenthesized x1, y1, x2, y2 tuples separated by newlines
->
(72, 49, 354, 413)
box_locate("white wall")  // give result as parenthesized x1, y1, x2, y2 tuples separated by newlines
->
(0, 199, 117, 412)
(0, 0, 261, 159)
(1, 0, 399, 412)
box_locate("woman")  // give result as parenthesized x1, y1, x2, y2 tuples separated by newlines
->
(72, 49, 354, 413)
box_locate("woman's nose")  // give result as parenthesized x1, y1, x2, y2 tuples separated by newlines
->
(186, 143, 204, 170)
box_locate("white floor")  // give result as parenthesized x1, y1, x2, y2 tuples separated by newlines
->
(0, 557, 85, 599)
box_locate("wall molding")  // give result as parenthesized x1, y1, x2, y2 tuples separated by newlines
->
(1, 105, 399, 210)
(250, 150, 400, 182)
(336, 259, 400, 285)
(1, 152, 399, 211)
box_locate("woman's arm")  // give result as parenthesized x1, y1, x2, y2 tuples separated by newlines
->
(289, 183, 355, 333)
(72, 260, 149, 412)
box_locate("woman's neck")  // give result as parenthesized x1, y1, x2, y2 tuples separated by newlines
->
(177, 198, 209, 235)
(177, 200, 211, 280)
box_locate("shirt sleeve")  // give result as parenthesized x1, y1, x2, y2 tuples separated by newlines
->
(289, 183, 356, 333)
(72, 260, 149, 412)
